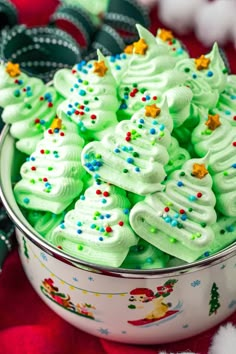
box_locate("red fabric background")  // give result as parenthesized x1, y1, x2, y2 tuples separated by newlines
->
(1, 2, 236, 353)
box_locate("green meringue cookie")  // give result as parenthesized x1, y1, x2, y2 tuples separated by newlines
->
(130, 156, 217, 262)
(118, 25, 192, 128)
(49, 180, 138, 267)
(56, 50, 119, 141)
(82, 101, 172, 195)
(121, 238, 170, 269)
(0, 62, 63, 155)
(14, 117, 85, 214)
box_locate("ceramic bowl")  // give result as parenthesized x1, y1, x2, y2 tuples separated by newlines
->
(1, 125, 236, 345)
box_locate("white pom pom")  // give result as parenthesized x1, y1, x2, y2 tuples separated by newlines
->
(209, 323, 236, 354)
(158, 0, 207, 35)
(137, 0, 158, 7)
(195, 0, 236, 46)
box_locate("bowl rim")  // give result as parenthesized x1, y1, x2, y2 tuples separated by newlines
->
(1, 124, 236, 278)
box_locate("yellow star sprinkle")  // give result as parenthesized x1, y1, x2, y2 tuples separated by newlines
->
(124, 44, 134, 54)
(5, 62, 21, 77)
(133, 38, 148, 55)
(194, 55, 211, 70)
(93, 60, 108, 77)
(205, 114, 221, 131)
(50, 117, 62, 131)
(145, 104, 161, 118)
(158, 28, 174, 42)
(192, 163, 208, 179)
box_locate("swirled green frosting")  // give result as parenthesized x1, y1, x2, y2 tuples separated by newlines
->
(49, 180, 138, 267)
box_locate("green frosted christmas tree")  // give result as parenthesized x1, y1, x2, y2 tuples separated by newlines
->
(209, 282, 220, 315)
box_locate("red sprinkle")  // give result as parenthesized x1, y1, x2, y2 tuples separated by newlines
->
(152, 96, 157, 100)
(79, 111, 84, 115)
(106, 226, 112, 233)
(96, 189, 102, 195)
(197, 192, 202, 198)
(91, 114, 97, 120)
(40, 149, 44, 154)
(60, 132, 65, 136)
(80, 105, 84, 109)
(48, 129, 53, 134)
(127, 132, 131, 137)
(72, 70, 76, 74)
(75, 110, 79, 115)
(125, 136, 131, 142)
(39, 96, 44, 101)
(48, 102, 53, 108)
(31, 166, 36, 171)
(164, 207, 169, 212)
(118, 221, 124, 226)
(179, 209, 185, 214)
(233, 142, 236, 147)
(233, 116, 236, 121)
(141, 97, 146, 102)
(103, 191, 110, 197)
(34, 118, 40, 124)
(57, 245, 63, 249)
(43, 178, 48, 182)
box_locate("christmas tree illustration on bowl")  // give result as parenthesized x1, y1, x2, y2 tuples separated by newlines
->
(209, 282, 221, 316)
(127, 279, 182, 326)
(40, 278, 96, 320)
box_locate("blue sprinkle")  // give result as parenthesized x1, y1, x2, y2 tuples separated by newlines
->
(207, 71, 213, 77)
(23, 197, 30, 204)
(30, 157, 35, 161)
(114, 148, 120, 153)
(192, 73, 197, 79)
(181, 214, 187, 221)
(225, 110, 231, 115)
(99, 215, 104, 219)
(106, 214, 111, 218)
(90, 224, 96, 229)
(127, 157, 134, 164)
(60, 223, 65, 229)
(189, 195, 197, 201)
(174, 213, 179, 218)
(139, 118, 145, 124)
(177, 48, 183, 54)
(231, 163, 236, 168)
(77, 229, 82, 234)
(230, 95, 236, 100)
(99, 237, 104, 241)
(77, 221, 82, 226)
(159, 124, 165, 131)
(109, 56, 115, 63)
(164, 217, 171, 223)
(226, 225, 234, 232)
(115, 65, 121, 70)
(152, 120, 158, 125)
(150, 128, 156, 135)
(135, 167, 140, 172)
(204, 251, 210, 257)
(177, 181, 184, 187)
(101, 198, 107, 204)
(99, 227, 105, 232)
(171, 220, 178, 227)
(123, 208, 129, 215)
(79, 89, 86, 96)
(80, 195, 85, 200)
(121, 53, 127, 59)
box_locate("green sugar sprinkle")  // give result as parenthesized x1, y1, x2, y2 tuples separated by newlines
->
(123, 168, 128, 173)
(169, 237, 177, 243)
